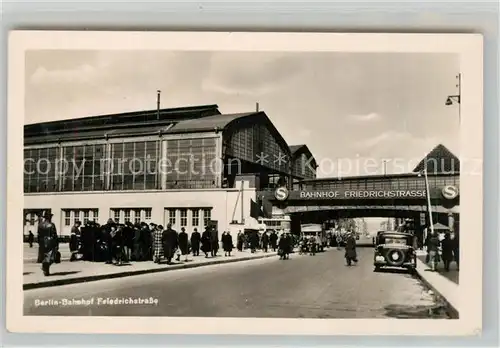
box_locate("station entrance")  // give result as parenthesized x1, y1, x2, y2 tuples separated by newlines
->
(258, 171, 460, 247)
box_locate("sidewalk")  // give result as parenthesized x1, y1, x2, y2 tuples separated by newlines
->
(414, 251, 459, 318)
(24, 243, 72, 263)
(23, 249, 284, 290)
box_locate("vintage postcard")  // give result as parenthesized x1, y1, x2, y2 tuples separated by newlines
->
(7, 31, 483, 335)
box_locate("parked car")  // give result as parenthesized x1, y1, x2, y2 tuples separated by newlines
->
(373, 231, 416, 272)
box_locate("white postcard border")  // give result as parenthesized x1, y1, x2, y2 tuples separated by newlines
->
(7, 31, 483, 335)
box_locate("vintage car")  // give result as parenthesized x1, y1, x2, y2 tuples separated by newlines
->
(373, 231, 417, 272)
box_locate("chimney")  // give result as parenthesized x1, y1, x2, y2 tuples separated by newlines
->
(256, 102, 259, 112)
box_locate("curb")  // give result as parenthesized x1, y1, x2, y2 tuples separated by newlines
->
(413, 258, 459, 319)
(24, 252, 278, 290)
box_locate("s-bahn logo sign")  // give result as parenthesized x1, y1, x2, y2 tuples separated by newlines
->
(275, 187, 290, 201)
(441, 185, 459, 200)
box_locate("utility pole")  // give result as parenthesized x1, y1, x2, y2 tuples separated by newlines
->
(157, 90, 161, 121)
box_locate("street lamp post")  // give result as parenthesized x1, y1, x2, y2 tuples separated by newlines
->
(445, 73, 461, 123)
(418, 167, 434, 242)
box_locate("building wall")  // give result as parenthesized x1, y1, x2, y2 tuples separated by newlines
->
(24, 181, 256, 237)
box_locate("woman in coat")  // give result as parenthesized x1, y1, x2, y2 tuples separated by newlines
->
(222, 231, 233, 256)
(152, 225, 164, 263)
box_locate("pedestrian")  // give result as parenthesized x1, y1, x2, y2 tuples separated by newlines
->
(261, 231, 269, 252)
(28, 231, 34, 248)
(344, 232, 358, 265)
(269, 231, 278, 252)
(190, 228, 201, 256)
(37, 211, 59, 276)
(201, 226, 212, 258)
(278, 232, 291, 260)
(149, 223, 157, 261)
(210, 226, 219, 257)
(178, 227, 189, 262)
(222, 231, 233, 256)
(140, 222, 152, 261)
(440, 232, 454, 272)
(336, 232, 343, 250)
(424, 229, 440, 271)
(162, 223, 178, 264)
(250, 230, 259, 253)
(153, 225, 164, 263)
(123, 221, 134, 262)
(69, 220, 81, 262)
(36, 218, 44, 263)
(102, 219, 115, 264)
(309, 236, 316, 256)
(236, 231, 244, 252)
(451, 232, 459, 271)
(113, 225, 126, 266)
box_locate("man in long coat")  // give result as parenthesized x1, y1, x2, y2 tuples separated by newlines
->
(344, 232, 358, 265)
(102, 219, 115, 264)
(162, 223, 178, 264)
(210, 226, 219, 257)
(201, 226, 212, 258)
(178, 227, 189, 261)
(236, 231, 244, 252)
(190, 228, 201, 256)
(440, 232, 454, 272)
(261, 231, 269, 252)
(132, 223, 142, 261)
(153, 225, 164, 263)
(37, 211, 59, 276)
(269, 231, 278, 252)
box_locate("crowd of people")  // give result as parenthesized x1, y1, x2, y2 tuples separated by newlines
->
(31, 211, 299, 276)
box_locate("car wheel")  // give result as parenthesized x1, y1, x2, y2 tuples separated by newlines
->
(374, 266, 381, 272)
(385, 249, 405, 267)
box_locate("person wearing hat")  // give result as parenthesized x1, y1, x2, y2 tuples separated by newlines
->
(190, 227, 201, 256)
(37, 211, 59, 276)
(162, 223, 178, 264)
(178, 227, 190, 262)
(344, 231, 358, 266)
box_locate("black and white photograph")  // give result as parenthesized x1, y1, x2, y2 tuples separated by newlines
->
(7, 31, 483, 335)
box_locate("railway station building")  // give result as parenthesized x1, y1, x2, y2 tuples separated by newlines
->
(23, 104, 317, 237)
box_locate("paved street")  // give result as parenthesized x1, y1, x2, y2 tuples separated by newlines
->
(24, 248, 450, 318)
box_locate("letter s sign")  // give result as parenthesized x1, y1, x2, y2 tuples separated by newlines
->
(275, 187, 289, 201)
(441, 185, 459, 200)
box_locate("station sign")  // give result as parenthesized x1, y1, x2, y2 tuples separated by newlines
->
(274, 187, 290, 201)
(441, 185, 459, 200)
(274, 188, 427, 201)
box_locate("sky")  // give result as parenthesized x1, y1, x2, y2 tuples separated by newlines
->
(25, 51, 460, 233)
